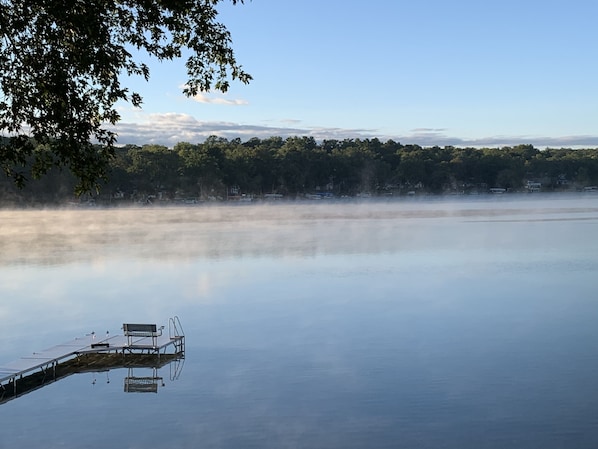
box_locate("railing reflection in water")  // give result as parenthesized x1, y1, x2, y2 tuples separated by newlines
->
(0, 351, 185, 404)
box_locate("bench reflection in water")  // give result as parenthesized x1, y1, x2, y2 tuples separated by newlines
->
(1, 351, 185, 404)
(0, 317, 185, 404)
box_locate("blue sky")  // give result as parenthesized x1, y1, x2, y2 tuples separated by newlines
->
(114, 0, 598, 148)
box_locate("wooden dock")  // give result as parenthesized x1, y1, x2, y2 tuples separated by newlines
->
(0, 317, 184, 402)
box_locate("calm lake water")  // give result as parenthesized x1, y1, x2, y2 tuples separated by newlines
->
(1, 194, 598, 448)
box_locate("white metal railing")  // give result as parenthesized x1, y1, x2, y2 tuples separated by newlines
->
(168, 316, 185, 339)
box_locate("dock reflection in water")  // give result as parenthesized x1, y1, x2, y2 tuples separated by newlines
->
(2, 200, 598, 448)
(0, 318, 185, 404)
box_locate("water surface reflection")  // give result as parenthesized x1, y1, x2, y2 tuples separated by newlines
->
(1, 196, 598, 448)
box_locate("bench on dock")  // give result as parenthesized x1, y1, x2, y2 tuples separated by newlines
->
(123, 323, 162, 347)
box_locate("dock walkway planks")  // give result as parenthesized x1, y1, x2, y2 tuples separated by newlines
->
(0, 332, 184, 387)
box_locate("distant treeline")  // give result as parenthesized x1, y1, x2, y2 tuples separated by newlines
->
(2, 136, 598, 204)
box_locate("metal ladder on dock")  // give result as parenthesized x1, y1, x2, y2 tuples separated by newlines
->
(168, 316, 185, 355)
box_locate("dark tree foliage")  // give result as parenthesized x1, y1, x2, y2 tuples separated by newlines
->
(3, 137, 598, 206)
(0, 0, 251, 193)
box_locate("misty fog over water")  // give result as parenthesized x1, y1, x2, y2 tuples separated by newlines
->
(1, 194, 598, 448)
(2, 194, 598, 266)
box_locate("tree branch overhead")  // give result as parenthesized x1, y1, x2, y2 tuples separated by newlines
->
(0, 0, 251, 193)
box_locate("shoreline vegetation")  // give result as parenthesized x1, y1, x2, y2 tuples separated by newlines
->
(2, 137, 598, 207)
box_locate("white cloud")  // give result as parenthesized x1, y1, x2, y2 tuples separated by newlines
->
(394, 129, 598, 149)
(110, 112, 598, 149)
(111, 113, 374, 146)
(410, 128, 447, 133)
(192, 93, 249, 105)
(176, 84, 248, 105)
